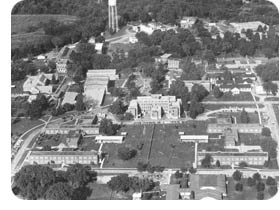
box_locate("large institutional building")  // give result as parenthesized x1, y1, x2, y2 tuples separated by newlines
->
(84, 69, 118, 106)
(127, 94, 181, 120)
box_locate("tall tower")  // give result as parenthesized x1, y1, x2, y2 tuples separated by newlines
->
(108, 0, 119, 32)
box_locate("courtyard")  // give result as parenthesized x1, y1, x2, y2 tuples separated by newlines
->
(102, 121, 208, 168)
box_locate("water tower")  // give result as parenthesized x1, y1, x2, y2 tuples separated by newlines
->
(108, 0, 119, 32)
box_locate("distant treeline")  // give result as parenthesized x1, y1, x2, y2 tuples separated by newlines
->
(11, 0, 278, 60)
(12, 0, 278, 25)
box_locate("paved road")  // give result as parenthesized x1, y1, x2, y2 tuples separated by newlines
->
(11, 126, 43, 175)
(90, 167, 279, 177)
(11, 116, 68, 175)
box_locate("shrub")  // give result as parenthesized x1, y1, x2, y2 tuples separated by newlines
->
(235, 183, 243, 192)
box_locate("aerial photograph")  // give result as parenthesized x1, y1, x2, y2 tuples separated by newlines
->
(10, 0, 279, 200)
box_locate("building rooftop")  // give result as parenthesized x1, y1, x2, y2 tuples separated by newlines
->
(198, 151, 268, 157)
(29, 150, 98, 156)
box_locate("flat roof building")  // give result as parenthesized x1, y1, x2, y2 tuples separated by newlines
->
(198, 151, 268, 166)
(180, 135, 209, 143)
(95, 135, 124, 144)
(207, 123, 262, 134)
(27, 150, 99, 165)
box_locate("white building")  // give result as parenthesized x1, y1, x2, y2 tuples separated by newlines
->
(180, 135, 209, 143)
(180, 17, 197, 29)
(127, 94, 181, 120)
(95, 135, 124, 144)
(23, 73, 53, 95)
(230, 21, 268, 34)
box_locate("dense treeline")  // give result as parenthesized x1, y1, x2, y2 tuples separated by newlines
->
(13, 164, 97, 200)
(12, 0, 278, 60)
(136, 23, 278, 59)
(12, 0, 278, 26)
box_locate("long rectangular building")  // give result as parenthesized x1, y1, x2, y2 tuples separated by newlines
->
(87, 69, 119, 80)
(27, 151, 99, 165)
(207, 123, 262, 134)
(198, 151, 268, 166)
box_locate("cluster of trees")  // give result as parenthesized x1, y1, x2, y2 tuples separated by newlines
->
(240, 108, 250, 123)
(180, 59, 205, 80)
(12, 60, 37, 82)
(108, 99, 134, 121)
(232, 171, 278, 199)
(13, 164, 97, 200)
(67, 43, 111, 82)
(255, 62, 279, 95)
(168, 78, 208, 119)
(12, 0, 278, 60)
(13, 0, 279, 27)
(137, 28, 200, 58)
(117, 147, 137, 160)
(27, 94, 50, 119)
(107, 174, 156, 193)
(99, 118, 120, 136)
(137, 162, 165, 173)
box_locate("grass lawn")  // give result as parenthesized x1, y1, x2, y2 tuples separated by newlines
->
(265, 97, 279, 101)
(238, 133, 262, 144)
(102, 121, 207, 168)
(204, 104, 257, 111)
(272, 104, 279, 124)
(227, 177, 273, 200)
(11, 119, 42, 136)
(204, 92, 254, 102)
(79, 137, 100, 151)
(87, 183, 131, 200)
(102, 124, 153, 168)
(11, 79, 26, 94)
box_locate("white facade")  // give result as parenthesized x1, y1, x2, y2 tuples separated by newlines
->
(95, 135, 124, 144)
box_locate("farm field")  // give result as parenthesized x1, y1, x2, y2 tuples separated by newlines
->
(12, 14, 78, 34)
(11, 14, 78, 49)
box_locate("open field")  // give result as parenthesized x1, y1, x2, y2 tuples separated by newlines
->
(12, 14, 78, 34)
(204, 92, 254, 102)
(227, 177, 274, 200)
(102, 121, 207, 168)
